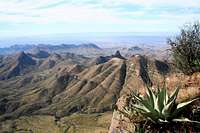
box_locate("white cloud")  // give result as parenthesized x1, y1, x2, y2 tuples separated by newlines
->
(0, 0, 199, 34)
(0, 0, 121, 24)
(109, 0, 200, 8)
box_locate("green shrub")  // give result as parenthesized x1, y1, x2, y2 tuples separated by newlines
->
(168, 22, 200, 75)
(121, 86, 199, 132)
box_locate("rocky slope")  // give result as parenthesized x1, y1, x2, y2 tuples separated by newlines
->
(109, 54, 200, 132)
(0, 51, 199, 132)
(0, 51, 89, 119)
(0, 52, 36, 80)
(0, 51, 127, 121)
(35, 57, 126, 116)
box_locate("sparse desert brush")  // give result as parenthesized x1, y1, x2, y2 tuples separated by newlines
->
(121, 86, 200, 133)
(168, 21, 200, 75)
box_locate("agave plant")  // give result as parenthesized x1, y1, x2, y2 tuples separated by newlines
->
(123, 86, 199, 124)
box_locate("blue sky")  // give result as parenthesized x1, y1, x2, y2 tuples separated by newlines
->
(0, 0, 200, 38)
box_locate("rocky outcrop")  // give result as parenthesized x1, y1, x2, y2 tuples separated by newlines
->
(109, 71, 200, 133)
(90, 51, 126, 65)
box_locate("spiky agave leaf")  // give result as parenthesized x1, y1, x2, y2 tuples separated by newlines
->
(169, 87, 180, 102)
(162, 96, 176, 119)
(146, 87, 156, 108)
(163, 88, 169, 106)
(131, 91, 155, 114)
(154, 96, 160, 113)
(123, 106, 136, 119)
(122, 86, 199, 126)
(157, 88, 166, 113)
(131, 91, 143, 102)
(158, 119, 169, 123)
(177, 98, 199, 109)
(133, 104, 151, 113)
(172, 118, 200, 124)
(127, 104, 157, 123)
(171, 98, 199, 118)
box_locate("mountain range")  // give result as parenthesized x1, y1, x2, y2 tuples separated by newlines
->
(0, 48, 176, 132)
(0, 43, 101, 55)
(0, 43, 198, 133)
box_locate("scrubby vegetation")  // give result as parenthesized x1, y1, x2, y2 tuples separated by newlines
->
(121, 86, 200, 132)
(0, 112, 112, 133)
(168, 22, 200, 75)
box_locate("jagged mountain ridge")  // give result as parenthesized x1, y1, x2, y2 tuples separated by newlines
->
(90, 50, 126, 65)
(0, 51, 127, 120)
(0, 43, 102, 55)
(34, 58, 126, 116)
(0, 51, 172, 123)
(120, 54, 171, 95)
(0, 51, 89, 80)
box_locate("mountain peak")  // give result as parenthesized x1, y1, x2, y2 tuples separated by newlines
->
(112, 50, 125, 59)
(79, 43, 102, 49)
(128, 46, 143, 51)
(16, 51, 26, 58)
(90, 51, 125, 65)
(16, 51, 36, 65)
(114, 50, 121, 57)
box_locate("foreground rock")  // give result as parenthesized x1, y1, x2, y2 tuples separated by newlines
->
(109, 71, 200, 132)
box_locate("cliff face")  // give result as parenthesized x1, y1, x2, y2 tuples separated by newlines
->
(109, 55, 200, 133)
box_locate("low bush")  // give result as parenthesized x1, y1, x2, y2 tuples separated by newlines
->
(168, 22, 200, 75)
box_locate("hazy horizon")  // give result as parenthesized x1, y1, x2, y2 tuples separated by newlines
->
(0, 0, 199, 48)
(0, 32, 171, 48)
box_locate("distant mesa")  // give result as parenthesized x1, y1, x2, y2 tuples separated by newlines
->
(79, 43, 102, 50)
(52, 43, 102, 50)
(128, 46, 143, 51)
(0, 43, 102, 55)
